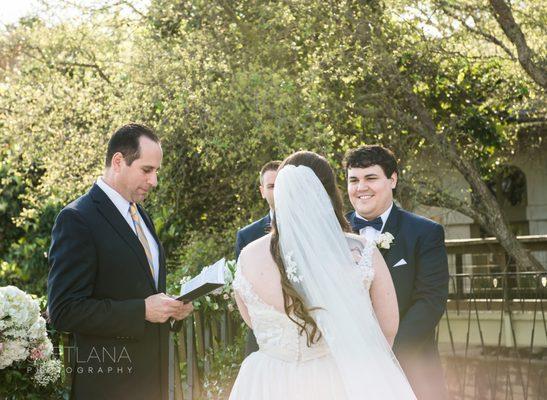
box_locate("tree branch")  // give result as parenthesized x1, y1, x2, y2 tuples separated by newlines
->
(57, 61, 112, 83)
(218, 0, 253, 39)
(397, 180, 480, 222)
(438, 3, 516, 60)
(23, 44, 114, 86)
(489, 0, 547, 89)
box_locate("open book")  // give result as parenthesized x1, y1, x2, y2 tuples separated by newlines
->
(176, 258, 226, 302)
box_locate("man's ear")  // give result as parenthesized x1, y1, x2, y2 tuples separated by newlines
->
(111, 152, 124, 172)
(259, 185, 266, 199)
(390, 172, 398, 189)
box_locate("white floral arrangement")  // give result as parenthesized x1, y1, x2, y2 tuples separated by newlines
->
(375, 232, 394, 249)
(0, 286, 61, 387)
(216, 259, 237, 312)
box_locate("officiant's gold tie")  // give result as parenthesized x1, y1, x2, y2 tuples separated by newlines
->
(129, 203, 155, 280)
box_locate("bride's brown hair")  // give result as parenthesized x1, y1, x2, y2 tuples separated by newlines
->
(270, 151, 350, 346)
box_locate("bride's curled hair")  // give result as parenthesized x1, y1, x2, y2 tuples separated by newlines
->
(270, 151, 350, 346)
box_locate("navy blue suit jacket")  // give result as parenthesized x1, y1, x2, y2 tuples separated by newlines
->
(347, 204, 448, 355)
(235, 213, 271, 355)
(235, 214, 271, 260)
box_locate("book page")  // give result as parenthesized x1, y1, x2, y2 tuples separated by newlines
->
(180, 258, 226, 297)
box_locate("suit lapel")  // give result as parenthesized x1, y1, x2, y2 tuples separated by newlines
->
(91, 185, 157, 292)
(379, 204, 402, 260)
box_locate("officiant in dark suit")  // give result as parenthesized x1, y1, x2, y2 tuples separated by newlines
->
(235, 160, 280, 355)
(344, 145, 449, 400)
(47, 124, 193, 400)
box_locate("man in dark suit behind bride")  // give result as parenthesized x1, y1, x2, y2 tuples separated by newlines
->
(344, 145, 449, 400)
(47, 124, 193, 400)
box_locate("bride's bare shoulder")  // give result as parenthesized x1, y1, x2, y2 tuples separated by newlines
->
(239, 234, 278, 284)
(240, 233, 271, 256)
(238, 234, 275, 273)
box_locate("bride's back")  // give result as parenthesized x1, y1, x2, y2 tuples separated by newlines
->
(238, 232, 367, 307)
(233, 229, 374, 366)
(235, 231, 368, 321)
(231, 231, 350, 400)
(237, 233, 285, 313)
(234, 233, 335, 364)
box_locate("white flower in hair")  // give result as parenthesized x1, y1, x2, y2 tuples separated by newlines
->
(284, 251, 303, 283)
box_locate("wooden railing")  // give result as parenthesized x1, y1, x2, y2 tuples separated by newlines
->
(440, 235, 547, 400)
(171, 309, 241, 400)
(446, 235, 547, 298)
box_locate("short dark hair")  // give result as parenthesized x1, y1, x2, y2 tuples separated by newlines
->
(259, 160, 282, 184)
(343, 145, 398, 178)
(105, 123, 160, 167)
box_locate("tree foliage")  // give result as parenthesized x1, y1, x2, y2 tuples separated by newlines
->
(1, 0, 545, 295)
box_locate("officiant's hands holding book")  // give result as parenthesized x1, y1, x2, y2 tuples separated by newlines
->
(145, 293, 194, 323)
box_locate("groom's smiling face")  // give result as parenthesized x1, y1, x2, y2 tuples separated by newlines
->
(347, 165, 397, 220)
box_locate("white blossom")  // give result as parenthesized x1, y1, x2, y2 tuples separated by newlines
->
(179, 276, 192, 285)
(223, 263, 234, 285)
(0, 338, 29, 369)
(33, 358, 62, 386)
(375, 232, 394, 249)
(28, 318, 47, 341)
(0, 286, 60, 387)
(284, 251, 303, 283)
(210, 287, 224, 296)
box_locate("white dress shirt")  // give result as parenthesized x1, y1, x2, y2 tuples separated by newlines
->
(355, 203, 393, 243)
(96, 177, 159, 288)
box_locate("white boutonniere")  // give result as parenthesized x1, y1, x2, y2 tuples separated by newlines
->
(375, 232, 394, 249)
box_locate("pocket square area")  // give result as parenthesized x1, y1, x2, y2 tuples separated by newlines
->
(393, 259, 407, 268)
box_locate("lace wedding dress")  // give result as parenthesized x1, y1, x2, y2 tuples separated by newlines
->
(229, 239, 375, 400)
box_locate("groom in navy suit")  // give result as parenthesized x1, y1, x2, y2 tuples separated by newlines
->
(235, 160, 280, 355)
(344, 145, 449, 400)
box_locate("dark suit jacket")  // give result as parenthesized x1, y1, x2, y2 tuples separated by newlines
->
(235, 214, 271, 260)
(235, 214, 270, 355)
(48, 184, 169, 400)
(347, 204, 449, 399)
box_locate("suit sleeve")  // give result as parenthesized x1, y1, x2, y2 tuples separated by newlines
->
(393, 223, 449, 353)
(47, 208, 146, 338)
(235, 230, 246, 260)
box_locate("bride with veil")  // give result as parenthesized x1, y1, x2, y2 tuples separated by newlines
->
(229, 151, 416, 399)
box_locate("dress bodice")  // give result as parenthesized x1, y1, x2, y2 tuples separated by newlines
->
(232, 242, 375, 363)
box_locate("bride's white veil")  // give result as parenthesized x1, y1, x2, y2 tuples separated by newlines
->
(274, 164, 415, 399)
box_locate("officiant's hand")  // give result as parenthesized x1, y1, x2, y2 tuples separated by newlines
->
(171, 302, 194, 321)
(145, 293, 192, 323)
